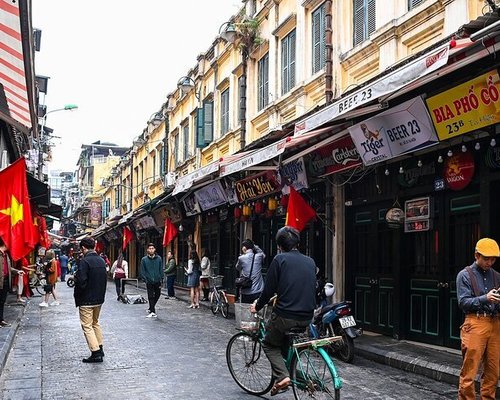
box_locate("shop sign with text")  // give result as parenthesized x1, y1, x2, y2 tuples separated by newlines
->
(307, 135, 361, 177)
(235, 171, 280, 203)
(348, 97, 438, 166)
(194, 181, 227, 211)
(426, 70, 500, 140)
(443, 151, 475, 191)
(280, 157, 309, 194)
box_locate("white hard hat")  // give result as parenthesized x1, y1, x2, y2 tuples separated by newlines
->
(324, 283, 335, 297)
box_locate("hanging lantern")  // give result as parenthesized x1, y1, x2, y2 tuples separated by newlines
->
(254, 200, 264, 214)
(280, 194, 289, 207)
(233, 206, 241, 219)
(268, 197, 277, 211)
(242, 204, 251, 217)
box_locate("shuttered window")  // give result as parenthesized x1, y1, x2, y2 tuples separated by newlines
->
(408, 0, 424, 10)
(281, 29, 296, 95)
(220, 88, 230, 135)
(182, 123, 189, 160)
(312, 4, 326, 74)
(174, 133, 179, 166)
(258, 53, 269, 111)
(195, 99, 214, 148)
(353, 0, 376, 46)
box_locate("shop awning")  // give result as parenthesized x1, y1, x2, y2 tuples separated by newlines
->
(294, 38, 476, 136)
(172, 160, 220, 195)
(219, 126, 334, 177)
(0, 0, 35, 133)
(42, 203, 63, 219)
(27, 173, 50, 206)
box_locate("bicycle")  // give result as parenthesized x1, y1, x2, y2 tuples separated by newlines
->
(226, 302, 342, 399)
(29, 264, 47, 296)
(208, 275, 229, 318)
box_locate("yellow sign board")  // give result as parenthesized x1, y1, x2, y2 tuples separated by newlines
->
(425, 70, 500, 140)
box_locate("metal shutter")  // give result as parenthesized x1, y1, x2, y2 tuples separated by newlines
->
(312, 4, 326, 74)
(367, 0, 376, 36)
(289, 30, 296, 90)
(353, 0, 365, 46)
(203, 100, 213, 145)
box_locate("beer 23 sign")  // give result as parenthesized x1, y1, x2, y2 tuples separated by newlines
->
(348, 97, 438, 166)
(425, 70, 500, 140)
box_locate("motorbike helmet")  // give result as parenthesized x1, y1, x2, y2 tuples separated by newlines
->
(276, 226, 300, 252)
(324, 282, 335, 297)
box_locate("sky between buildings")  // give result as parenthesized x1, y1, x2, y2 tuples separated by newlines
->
(33, 0, 241, 172)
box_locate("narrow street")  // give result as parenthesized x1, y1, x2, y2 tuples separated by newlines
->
(0, 283, 458, 400)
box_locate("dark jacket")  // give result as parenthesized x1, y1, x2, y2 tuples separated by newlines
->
(255, 249, 316, 321)
(74, 250, 107, 307)
(164, 257, 176, 277)
(140, 254, 163, 284)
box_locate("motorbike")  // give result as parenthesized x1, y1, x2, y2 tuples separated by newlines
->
(309, 282, 362, 363)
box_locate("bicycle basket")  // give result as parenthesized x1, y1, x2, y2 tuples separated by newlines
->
(209, 275, 224, 288)
(234, 303, 259, 331)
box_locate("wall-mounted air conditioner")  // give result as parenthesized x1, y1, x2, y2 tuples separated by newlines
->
(164, 172, 176, 188)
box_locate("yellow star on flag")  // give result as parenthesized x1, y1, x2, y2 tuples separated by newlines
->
(0, 195, 24, 226)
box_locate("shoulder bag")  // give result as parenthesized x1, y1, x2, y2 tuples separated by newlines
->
(235, 253, 255, 289)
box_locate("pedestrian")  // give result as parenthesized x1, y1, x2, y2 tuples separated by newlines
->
(250, 226, 317, 396)
(140, 243, 163, 318)
(199, 248, 212, 301)
(235, 239, 265, 304)
(59, 252, 69, 282)
(185, 250, 201, 308)
(12, 257, 33, 304)
(164, 250, 176, 299)
(110, 253, 128, 301)
(0, 238, 22, 327)
(39, 249, 60, 307)
(55, 254, 61, 281)
(456, 237, 500, 400)
(100, 252, 111, 273)
(74, 237, 107, 363)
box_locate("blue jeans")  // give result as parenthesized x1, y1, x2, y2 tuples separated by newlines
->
(60, 267, 68, 282)
(166, 275, 175, 297)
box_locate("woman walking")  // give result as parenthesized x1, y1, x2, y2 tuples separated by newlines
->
(185, 250, 201, 308)
(110, 253, 128, 300)
(39, 250, 59, 307)
(199, 249, 212, 301)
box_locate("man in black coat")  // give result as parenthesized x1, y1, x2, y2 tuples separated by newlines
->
(74, 237, 107, 363)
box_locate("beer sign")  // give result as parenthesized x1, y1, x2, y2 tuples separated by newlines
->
(308, 135, 362, 177)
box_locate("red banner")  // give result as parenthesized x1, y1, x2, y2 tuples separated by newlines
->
(308, 135, 361, 177)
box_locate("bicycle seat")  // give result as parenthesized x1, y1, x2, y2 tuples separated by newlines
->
(285, 327, 306, 338)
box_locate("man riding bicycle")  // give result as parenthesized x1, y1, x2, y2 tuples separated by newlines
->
(250, 226, 317, 396)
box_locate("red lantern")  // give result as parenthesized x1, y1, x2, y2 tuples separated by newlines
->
(234, 207, 241, 219)
(254, 201, 264, 214)
(280, 194, 289, 207)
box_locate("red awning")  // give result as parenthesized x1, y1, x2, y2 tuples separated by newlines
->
(0, 0, 33, 132)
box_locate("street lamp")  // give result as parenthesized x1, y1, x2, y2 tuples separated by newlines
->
(38, 104, 78, 180)
(219, 21, 238, 43)
(177, 76, 200, 100)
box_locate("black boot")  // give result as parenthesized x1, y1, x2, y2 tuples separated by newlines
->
(82, 350, 103, 363)
(99, 345, 105, 357)
(202, 288, 210, 301)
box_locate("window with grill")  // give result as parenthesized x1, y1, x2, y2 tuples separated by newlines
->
(408, 0, 424, 10)
(353, 0, 376, 46)
(312, 3, 326, 74)
(182, 123, 189, 160)
(258, 53, 269, 111)
(220, 88, 230, 135)
(281, 29, 296, 95)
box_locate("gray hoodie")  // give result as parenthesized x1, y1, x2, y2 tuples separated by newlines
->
(235, 246, 265, 295)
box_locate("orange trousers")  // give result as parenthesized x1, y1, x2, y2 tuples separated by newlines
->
(458, 315, 500, 400)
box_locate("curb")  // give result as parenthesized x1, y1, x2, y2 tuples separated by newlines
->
(0, 303, 26, 375)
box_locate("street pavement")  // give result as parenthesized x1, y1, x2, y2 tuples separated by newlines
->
(0, 282, 459, 400)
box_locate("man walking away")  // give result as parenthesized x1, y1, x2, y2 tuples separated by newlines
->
(164, 251, 176, 299)
(456, 238, 500, 400)
(74, 237, 107, 363)
(140, 243, 163, 318)
(59, 252, 69, 282)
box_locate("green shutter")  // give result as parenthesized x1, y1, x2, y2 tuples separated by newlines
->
(204, 100, 214, 145)
(196, 107, 205, 148)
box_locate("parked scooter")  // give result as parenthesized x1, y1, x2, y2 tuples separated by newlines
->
(309, 282, 362, 363)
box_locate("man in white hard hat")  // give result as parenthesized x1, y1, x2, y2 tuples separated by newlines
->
(456, 238, 500, 400)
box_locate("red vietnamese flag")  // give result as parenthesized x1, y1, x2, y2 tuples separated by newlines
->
(0, 158, 36, 260)
(285, 186, 317, 232)
(163, 218, 178, 247)
(122, 226, 133, 251)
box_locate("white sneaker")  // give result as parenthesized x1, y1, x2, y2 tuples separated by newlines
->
(50, 301, 60, 306)
(39, 302, 48, 308)
(146, 312, 157, 318)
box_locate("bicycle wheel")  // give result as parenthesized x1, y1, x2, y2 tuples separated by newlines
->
(220, 291, 229, 319)
(291, 347, 340, 400)
(210, 290, 219, 315)
(35, 278, 46, 296)
(226, 332, 274, 395)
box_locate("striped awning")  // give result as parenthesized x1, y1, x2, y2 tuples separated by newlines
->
(0, 0, 33, 133)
